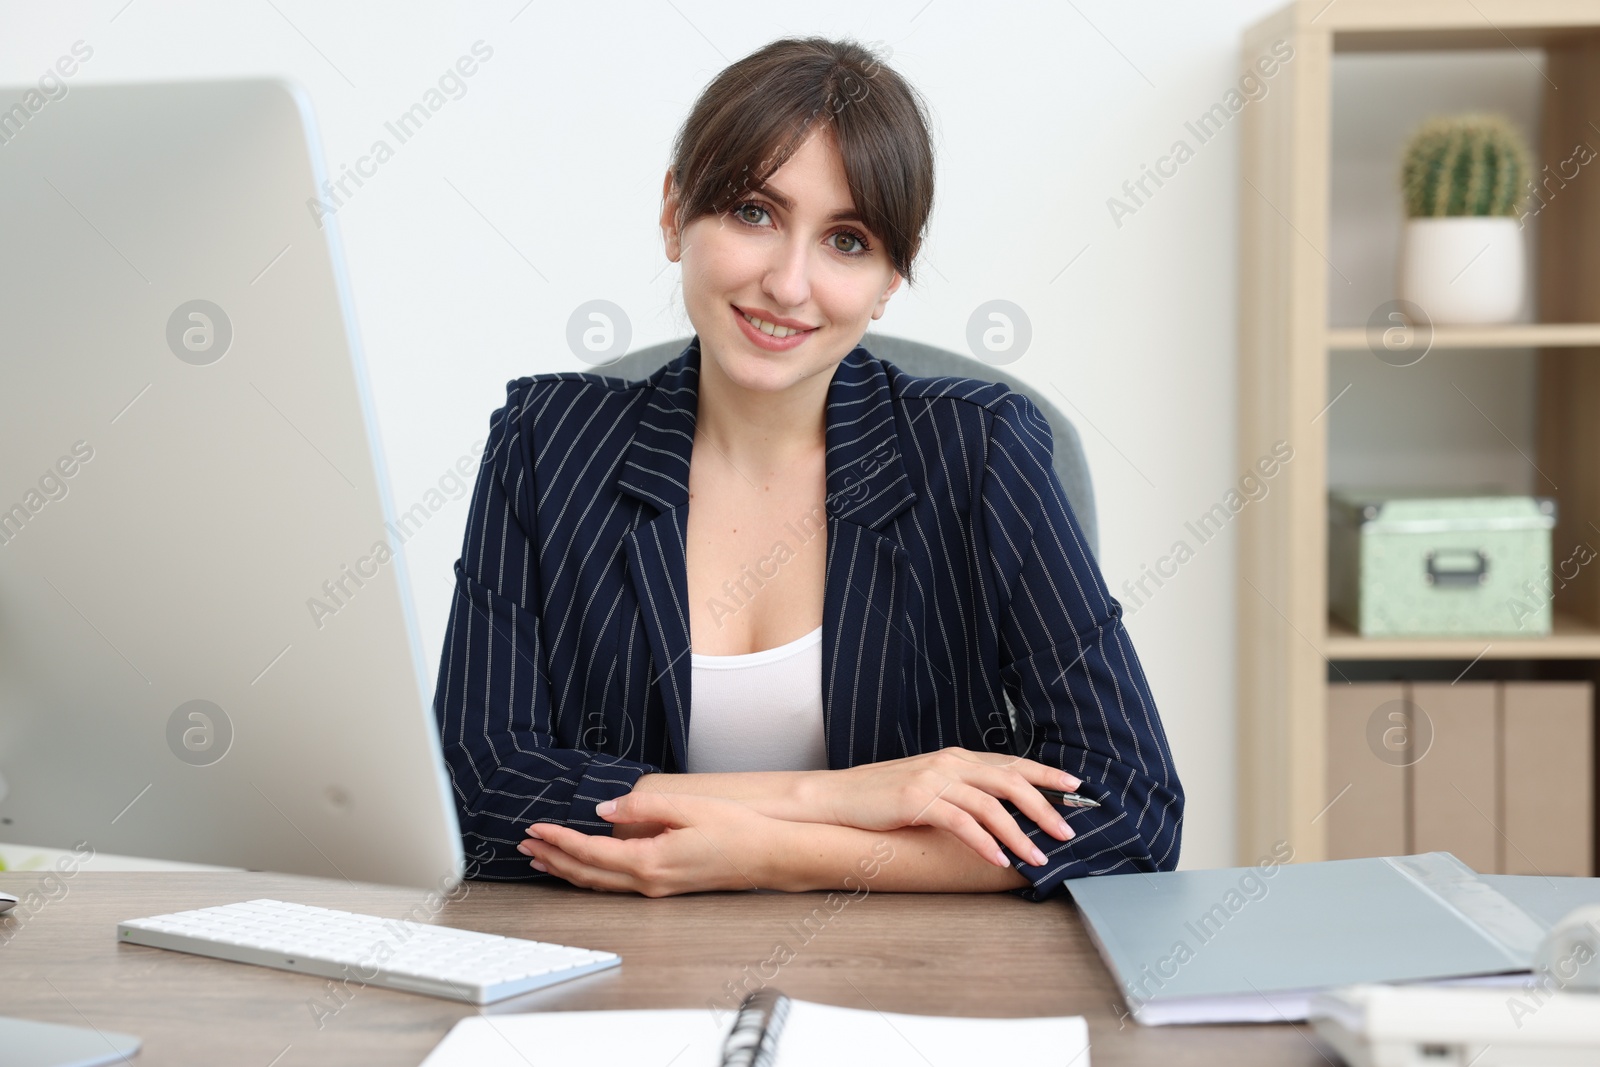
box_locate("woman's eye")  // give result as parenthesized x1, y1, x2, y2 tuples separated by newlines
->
(832, 232, 864, 254)
(735, 202, 770, 226)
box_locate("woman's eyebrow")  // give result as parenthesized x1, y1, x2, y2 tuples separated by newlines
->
(753, 181, 865, 225)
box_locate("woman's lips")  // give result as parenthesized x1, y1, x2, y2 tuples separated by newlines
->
(732, 304, 817, 351)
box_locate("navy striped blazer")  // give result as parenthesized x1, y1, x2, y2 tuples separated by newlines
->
(432, 336, 1183, 900)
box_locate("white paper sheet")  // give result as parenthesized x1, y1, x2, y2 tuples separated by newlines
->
(420, 1001, 1089, 1067)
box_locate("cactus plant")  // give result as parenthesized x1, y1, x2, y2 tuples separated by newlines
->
(1401, 113, 1531, 218)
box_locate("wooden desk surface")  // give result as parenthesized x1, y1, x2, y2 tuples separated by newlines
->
(0, 872, 1334, 1066)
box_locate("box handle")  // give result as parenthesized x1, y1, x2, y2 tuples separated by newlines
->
(1424, 548, 1488, 587)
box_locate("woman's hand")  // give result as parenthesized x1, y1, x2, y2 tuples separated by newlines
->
(517, 792, 784, 897)
(800, 747, 1079, 869)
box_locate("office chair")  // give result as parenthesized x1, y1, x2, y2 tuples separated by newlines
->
(601, 331, 1100, 562)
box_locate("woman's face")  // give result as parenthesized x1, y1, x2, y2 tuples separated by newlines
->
(660, 127, 904, 394)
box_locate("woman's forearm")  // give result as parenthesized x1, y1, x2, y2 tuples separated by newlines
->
(631, 759, 1067, 870)
(632, 770, 816, 820)
(765, 819, 1032, 894)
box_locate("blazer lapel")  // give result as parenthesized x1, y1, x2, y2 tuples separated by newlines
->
(616, 341, 698, 774)
(818, 345, 920, 768)
(616, 336, 919, 773)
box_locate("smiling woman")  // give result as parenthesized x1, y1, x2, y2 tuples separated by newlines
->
(432, 36, 1184, 900)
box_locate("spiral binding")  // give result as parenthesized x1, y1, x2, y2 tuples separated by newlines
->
(719, 987, 792, 1067)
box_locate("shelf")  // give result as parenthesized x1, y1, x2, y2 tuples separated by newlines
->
(1325, 612, 1600, 660)
(1333, 27, 1600, 55)
(1326, 323, 1600, 351)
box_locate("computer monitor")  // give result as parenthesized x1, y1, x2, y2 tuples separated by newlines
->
(0, 78, 464, 892)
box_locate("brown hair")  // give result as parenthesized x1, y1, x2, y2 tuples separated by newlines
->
(665, 36, 935, 285)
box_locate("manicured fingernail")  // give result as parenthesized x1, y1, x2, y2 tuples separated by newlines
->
(1031, 847, 1048, 866)
(1061, 773, 1081, 789)
(597, 800, 616, 816)
(1064, 825, 1076, 840)
(530, 860, 548, 872)
(1055, 818, 1071, 837)
(525, 826, 543, 839)
(517, 841, 534, 855)
(994, 849, 1009, 867)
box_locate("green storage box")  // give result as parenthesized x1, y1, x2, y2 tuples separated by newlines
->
(1329, 489, 1556, 637)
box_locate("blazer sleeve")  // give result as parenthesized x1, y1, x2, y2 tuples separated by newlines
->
(432, 379, 664, 881)
(980, 391, 1184, 900)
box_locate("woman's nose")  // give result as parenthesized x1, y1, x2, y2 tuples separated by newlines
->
(761, 239, 813, 307)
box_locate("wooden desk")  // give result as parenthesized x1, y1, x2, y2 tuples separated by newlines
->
(0, 872, 1333, 1066)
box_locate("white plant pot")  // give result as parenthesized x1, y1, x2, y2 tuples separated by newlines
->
(1398, 216, 1526, 325)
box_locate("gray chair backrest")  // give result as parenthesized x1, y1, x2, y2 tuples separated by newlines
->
(599, 332, 1099, 561)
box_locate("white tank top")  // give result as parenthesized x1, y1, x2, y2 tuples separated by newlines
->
(686, 624, 828, 774)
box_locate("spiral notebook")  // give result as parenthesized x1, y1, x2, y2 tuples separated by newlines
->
(420, 989, 1088, 1067)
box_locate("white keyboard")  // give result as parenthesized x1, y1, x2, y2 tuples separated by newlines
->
(117, 898, 620, 1004)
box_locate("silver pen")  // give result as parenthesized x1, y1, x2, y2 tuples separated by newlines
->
(1040, 788, 1100, 809)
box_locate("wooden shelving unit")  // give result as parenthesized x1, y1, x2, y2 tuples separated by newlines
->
(1237, 0, 1600, 864)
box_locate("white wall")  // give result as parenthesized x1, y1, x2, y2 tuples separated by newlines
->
(3, 0, 1327, 871)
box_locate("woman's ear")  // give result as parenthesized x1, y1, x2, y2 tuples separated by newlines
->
(659, 171, 683, 262)
(870, 271, 905, 321)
